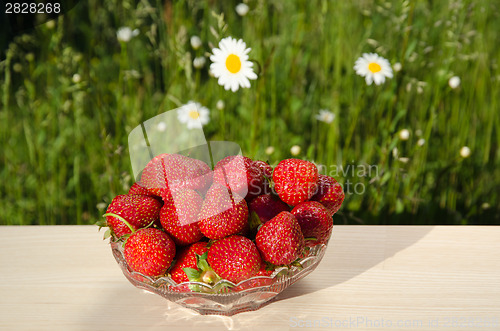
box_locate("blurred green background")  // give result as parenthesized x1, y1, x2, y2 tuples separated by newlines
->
(0, 0, 498, 225)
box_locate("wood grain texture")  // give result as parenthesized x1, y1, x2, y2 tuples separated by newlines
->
(0, 225, 499, 331)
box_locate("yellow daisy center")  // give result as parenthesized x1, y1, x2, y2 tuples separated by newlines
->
(368, 62, 382, 73)
(188, 110, 200, 119)
(225, 54, 242, 74)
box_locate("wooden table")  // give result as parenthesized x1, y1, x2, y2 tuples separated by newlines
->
(0, 226, 499, 331)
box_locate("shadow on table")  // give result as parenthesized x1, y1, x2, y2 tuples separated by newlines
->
(274, 226, 432, 303)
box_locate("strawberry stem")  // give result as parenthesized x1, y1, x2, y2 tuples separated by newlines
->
(304, 237, 318, 241)
(103, 213, 135, 233)
(206, 141, 215, 169)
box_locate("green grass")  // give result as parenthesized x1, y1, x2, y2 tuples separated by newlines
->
(0, 0, 499, 225)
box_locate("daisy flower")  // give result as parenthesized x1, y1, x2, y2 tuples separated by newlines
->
(210, 37, 257, 92)
(290, 145, 301, 156)
(265, 146, 275, 155)
(399, 129, 410, 140)
(459, 146, 471, 158)
(117, 27, 139, 43)
(72, 73, 81, 84)
(354, 53, 393, 85)
(216, 100, 225, 110)
(193, 56, 206, 69)
(448, 76, 461, 89)
(235, 3, 249, 16)
(315, 109, 335, 123)
(190, 35, 202, 50)
(177, 101, 210, 130)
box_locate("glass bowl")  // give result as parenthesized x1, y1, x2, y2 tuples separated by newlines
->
(111, 239, 328, 316)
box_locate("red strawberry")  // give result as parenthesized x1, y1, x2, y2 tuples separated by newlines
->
(249, 194, 290, 225)
(252, 160, 273, 194)
(207, 235, 261, 284)
(311, 174, 344, 216)
(127, 182, 157, 198)
(160, 189, 204, 246)
(213, 155, 263, 201)
(123, 228, 176, 277)
(291, 201, 333, 246)
(252, 160, 273, 178)
(256, 260, 274, 276)
(234, 260, 274, 291)
(139, 153, 212, 201)
(169, 241, 209, 284)
(198, 183, 249, 240)
(272, 158, 318, 206)
(255, 211, 305, 265)
(104, 194, 162, 238)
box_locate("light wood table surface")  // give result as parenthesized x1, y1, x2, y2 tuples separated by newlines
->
(0, 225, 499, 331)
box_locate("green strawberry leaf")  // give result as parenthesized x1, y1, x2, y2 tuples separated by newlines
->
(291, 258, 304, 270)
(183, 267, 201, 282)
(195, 252, 209, 271)
(142, 219, 156, 230)
(102, 212, 135, 233)
(95, 219, 107, 229)
(103, 229, 111, 240)
(248, 211, 263, 233)
(198, 258, 210, 272)
(304, 237, 318, 241)
(217, 282, 234, 293)
(263, 260, 276, 271)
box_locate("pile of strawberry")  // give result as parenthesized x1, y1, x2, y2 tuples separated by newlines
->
(98, 154, 344, 291)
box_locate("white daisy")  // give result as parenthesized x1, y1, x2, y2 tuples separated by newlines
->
(354, 53, 393, 85)
(190, 35, 202, 50)
(459, 146, 471, 158)
(265, 146, 275, 155)
(235, 3, 249, 16)
(393, 62, 402, 72)
(177, 101, 210, 130)
(290, 145, 301, 156)
(117, 27, 139, 43)
(449, 76, 461, 89)
(72, 73, 81, 84)
(216, 100, 225, 110)
(156, 121, 167, 132)
(193, 56, 206, 69)
(210, 37, 257, 92)
(399, 129, 410, 140)
(315, 109, 335, 123)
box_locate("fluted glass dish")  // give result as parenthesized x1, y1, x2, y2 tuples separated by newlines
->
(111, 240, 328, 316)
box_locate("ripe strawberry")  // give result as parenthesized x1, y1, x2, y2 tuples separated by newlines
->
(255, 211, 305, 265)
(127, 182, 157, 198)
(123, 228, 176, 277)
(198, 183, 249, 240)
(291, 201, 333, 246)
(256, 260, 274, 276)
(213, 155, 263, 201)
(272, 158, 318, 206)
(311, 174, 344, 216)
(104, 194, 162, 238)
(233, 260, 274, 291)
(160, 189, 204, 246)
(139, 153, 212, 201)
(207, 235, 261, 284)
(252, 160, 273, 194)
(169, 241, 209, 284)
(249, 194, 290, 225)
(252, 160, 273, 178)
